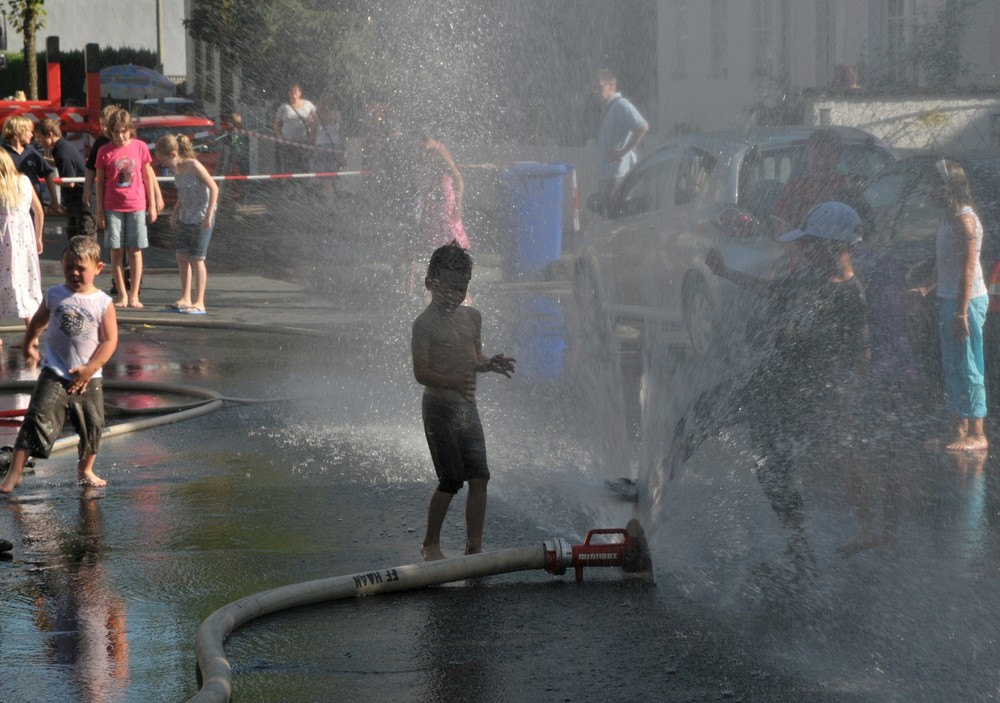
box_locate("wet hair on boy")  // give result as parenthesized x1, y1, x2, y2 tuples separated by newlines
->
(65, 233, 102, 264)
(427, 242, 472, 281)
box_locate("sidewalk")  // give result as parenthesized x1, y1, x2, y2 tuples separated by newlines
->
(39, 214, 377, 335)
(36, 213, 529, 338)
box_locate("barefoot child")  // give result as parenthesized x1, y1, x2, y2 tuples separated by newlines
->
(0, 236, 118, 494)
(411, 244, 515, 560)
(95, 109, 158, 308)
(154, 134, 219, 314)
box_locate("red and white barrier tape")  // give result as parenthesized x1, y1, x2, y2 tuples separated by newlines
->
(53, 170, 370, 185)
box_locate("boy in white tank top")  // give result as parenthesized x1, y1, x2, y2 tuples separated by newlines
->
(0, 236, 118, 493)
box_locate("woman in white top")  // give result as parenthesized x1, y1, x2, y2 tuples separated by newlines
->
(273, 83, 317, 176)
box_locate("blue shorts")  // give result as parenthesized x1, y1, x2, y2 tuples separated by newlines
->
(177, 223, 213, 260)
(105, 210, 148, 250)
(422, 394, 490, 494)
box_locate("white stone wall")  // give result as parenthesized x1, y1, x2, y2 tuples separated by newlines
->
(805, 96, 1000, 152)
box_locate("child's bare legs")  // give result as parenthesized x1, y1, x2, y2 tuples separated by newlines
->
(0, 447, 32, 493)
(174, 252, 193, 309)
(127, 248, 143, 308)
(465, 478, 488, 554)
(110, 248, 128, 307)
(421, 489, 454, 561)
(78, 453, 106, 488)
(191, 258, 208, 311)
(947, 416, 988, 452)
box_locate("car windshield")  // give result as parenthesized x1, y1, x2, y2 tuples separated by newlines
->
(738, 142, 895, 218)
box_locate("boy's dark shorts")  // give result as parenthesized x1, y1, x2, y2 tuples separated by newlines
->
(15, 368, 105, 460)
(422, 394, 490, 494)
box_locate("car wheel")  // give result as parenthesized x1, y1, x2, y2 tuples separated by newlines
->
(573, 263, 615, 347)
(683, 277, 715, 356)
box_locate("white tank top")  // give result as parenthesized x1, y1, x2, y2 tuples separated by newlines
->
(41, 285, 112, 379)
(936, 205, 987, 301)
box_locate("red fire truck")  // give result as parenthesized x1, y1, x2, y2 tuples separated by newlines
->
(0, 38, 103, 143)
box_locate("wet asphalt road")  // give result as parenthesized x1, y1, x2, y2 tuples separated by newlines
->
(0, 209, 998, 702)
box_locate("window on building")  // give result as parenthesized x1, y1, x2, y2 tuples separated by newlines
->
(778, 0, 790, 83)
(752, 0, 773, 79)
(193, 40, 204, 98)
(886, 0, 915, 85)
(710, 0, 728, 79)
(205, 45, 216, 103)
(671, 0, 688, 79)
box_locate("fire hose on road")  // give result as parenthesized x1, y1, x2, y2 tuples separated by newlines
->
(187, 519, 652, 703)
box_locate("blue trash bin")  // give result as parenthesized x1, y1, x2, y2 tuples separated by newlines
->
(499, 162, 573, 280)
(515, 294, 566, 379)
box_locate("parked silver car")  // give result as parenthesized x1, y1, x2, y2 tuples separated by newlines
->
(573, 127, 897, 354)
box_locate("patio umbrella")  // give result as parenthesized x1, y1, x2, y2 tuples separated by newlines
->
(92, 64, 176, 101)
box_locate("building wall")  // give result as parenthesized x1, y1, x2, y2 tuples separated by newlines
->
(963, 0, 1000, 88)
(656, 0, 1000, 136)
(17, 0, 187, 77)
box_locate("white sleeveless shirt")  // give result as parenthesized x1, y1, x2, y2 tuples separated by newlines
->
(41, 285, 112, 379)
(936, 205, 987, 301)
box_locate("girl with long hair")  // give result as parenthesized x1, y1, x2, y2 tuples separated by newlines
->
(154, 133, 218, 314)
(0, 147, 44, 336)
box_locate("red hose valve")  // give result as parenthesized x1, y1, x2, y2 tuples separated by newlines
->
(543, 519, 652, 582)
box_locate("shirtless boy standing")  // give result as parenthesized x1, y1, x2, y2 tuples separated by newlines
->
(412, 244, 515, 560)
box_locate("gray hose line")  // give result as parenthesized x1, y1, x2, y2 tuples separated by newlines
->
(189, 545, 547, 703)
(0, 380, 224, 454)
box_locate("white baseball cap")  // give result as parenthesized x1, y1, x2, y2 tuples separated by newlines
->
(778, 201, 863, 243)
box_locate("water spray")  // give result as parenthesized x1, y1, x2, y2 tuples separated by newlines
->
(187, 519, 653, 703)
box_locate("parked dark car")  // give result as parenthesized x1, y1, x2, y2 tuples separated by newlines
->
(861, 153, 1000, 408)
(573, 127, 896, 355)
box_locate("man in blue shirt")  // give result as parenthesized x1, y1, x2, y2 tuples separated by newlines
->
(593, 68, 648, 203)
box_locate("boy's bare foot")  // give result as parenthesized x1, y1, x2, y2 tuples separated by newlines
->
(945, 436, 988, 452)
(129, 300, 144, 309)
(78, 470, 107, 488)
(116, 300, 128, 309)
(464, 541, 484, 555)
(421, 544, 446, 561)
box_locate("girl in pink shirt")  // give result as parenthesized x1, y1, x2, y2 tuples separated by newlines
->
(95, 109, 158, 308)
